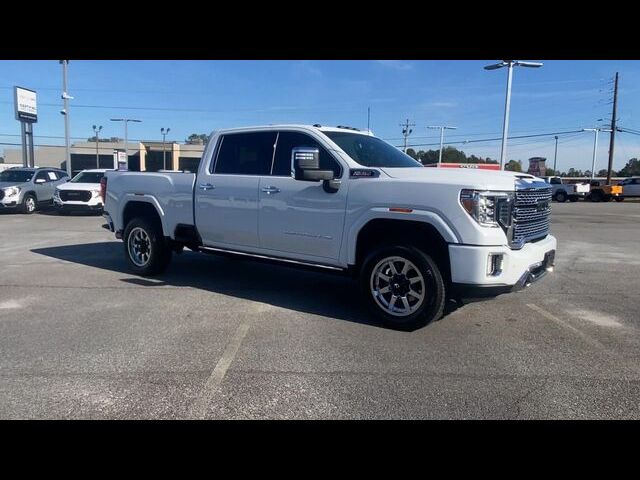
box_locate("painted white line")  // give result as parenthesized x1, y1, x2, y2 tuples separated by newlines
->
(526, 303, 606, 351)
(189, 322, 250, 419)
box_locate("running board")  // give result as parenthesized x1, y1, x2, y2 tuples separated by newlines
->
(198, 246, 345, 271)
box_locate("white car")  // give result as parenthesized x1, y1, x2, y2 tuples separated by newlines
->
(54, 169, 108, 214)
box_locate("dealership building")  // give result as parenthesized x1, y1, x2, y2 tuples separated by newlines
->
(2, 140, 205, 176)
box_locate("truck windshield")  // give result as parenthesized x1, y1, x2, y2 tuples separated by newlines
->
(323, 132, 423, 168)
(70, 171, 105, 184)
(0, 170, 34, 183)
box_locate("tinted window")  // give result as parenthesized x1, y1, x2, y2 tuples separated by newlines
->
(272, 131, 342, 177)
(35, 171, 50, 182)
(0, 170, 34, 183)
(550, 177, 561, 184)
(214, 132, 277, 175)
(70, 171, 104, 183)
(323, 131, 422, 168)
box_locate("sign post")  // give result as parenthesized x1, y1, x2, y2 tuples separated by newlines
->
(14, 87, 38, 167)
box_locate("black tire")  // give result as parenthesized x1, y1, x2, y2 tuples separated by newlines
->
(569, 195, 579, 202)
(123, 216, 172, 276)
(21, 193, 37, 214)
(555, 191, 567, 203)
(615, 197, 625, 202)
(590, 190, 603, 202)
(360, 244, 445, 331)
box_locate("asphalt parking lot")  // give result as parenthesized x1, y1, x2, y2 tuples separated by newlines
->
(1, 202, 639, 419)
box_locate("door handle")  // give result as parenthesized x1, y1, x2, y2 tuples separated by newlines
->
(199, 183, 215, 191)
(261, 186, 281, 194)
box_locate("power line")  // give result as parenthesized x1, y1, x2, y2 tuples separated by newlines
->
(400, 129, 584, 149)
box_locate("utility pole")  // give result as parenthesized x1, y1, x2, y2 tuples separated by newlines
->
(400, 119, 415, 153)
(553, 136, 558, 174)
(427, 125, 457, 167)
(60, 60, 73, 177)
(583, 128, 611, 179)
(606, 72, 619, 185)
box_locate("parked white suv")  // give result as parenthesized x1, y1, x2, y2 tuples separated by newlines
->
(54, 169, 108, 214)
(102, 125, 557, 329)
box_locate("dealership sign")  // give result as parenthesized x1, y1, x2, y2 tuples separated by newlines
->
(14, 86, 37, 122)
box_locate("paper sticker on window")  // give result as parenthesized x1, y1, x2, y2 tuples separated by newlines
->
(48, 172, 57, 180)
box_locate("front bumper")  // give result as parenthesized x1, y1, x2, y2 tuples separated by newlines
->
(448, 234, 557, 297)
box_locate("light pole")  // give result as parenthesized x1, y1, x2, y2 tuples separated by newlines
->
(60, 60, 73, 177)
(553, 135, 558, 174)
(161, 127, 171, 170)
(583, 128, 611, 179)
(110, 118, 141, 170)
(92, 125, 103, 168)
(427, 125, 457, 167)
(484, 60, 543, 170)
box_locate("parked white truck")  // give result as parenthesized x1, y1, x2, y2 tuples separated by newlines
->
(102, 125, 556, 329)
(542, 176, 590, 202)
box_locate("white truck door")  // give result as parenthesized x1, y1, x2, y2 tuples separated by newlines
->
(257, 131, 347, 261)
(195, 131, 277, 249)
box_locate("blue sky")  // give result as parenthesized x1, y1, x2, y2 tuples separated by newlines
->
(1, 60, 639, 172)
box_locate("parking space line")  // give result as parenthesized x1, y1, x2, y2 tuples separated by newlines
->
(526, 303, 606, 351)
(189, 321, 250, 419)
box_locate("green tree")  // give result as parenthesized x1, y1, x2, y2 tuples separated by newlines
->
(186, 133, 210, 144)
(545, 168, 556, 176)
(618, 158, 640, 177)
(406, 148, 417, 159)
(505, 160, 522, 172)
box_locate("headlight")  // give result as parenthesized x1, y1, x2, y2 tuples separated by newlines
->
(3, 186, 20, 197)
(91, 189, 101, 197)
(460, 189, 514, 228)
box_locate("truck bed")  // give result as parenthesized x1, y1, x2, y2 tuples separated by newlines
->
(104, 171, 197, 237)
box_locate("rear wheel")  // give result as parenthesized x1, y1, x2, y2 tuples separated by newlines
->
(590, 190, 603, 202)
(360, 245, 445, 331)
(123, 217, 172, 276)
(21, 194, 37, 214)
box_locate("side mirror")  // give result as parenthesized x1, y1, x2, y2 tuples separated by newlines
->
(35, 178, 46, 184)
(291, 146, 339, 192)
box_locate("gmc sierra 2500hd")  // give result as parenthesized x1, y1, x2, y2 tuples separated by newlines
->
(102, 125, 556, 329)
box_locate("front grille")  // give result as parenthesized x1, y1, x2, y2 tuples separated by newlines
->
(511, 186, 552, 248)
(60, 190, 91, 202)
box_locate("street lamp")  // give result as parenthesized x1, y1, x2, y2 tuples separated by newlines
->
(92, 125, 103, 169)
(110, 118, 141, 170)
(427, 125, 457, 167)
(583, 127, 612, 179)
(484, 60, 543, 170)
(161, 127, 171, 170)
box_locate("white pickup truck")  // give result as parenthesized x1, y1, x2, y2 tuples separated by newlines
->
(542, 176, 590, 202)
(102, 125, 556, 329)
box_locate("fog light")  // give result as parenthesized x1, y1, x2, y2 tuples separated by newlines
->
(487, 253, 504, 276)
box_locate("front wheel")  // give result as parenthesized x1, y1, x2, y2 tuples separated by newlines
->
(123, 217, 172, 276)
(555, 191, 567, 203)
(360, 245, 445, 331)
(21, 194, 37, 214)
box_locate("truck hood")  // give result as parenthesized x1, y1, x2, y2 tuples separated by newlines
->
(57, 182, 99, 191)
(379, 167, 539, 191)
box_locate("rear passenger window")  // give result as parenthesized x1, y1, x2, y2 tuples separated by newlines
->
(214, 132, 277, 175)
(272, 131, 342, 177)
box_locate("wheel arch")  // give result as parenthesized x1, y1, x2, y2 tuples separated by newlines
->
(122, 199, 165, 235)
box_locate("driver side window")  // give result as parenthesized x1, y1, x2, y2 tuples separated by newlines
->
(271, 131, 342, 178)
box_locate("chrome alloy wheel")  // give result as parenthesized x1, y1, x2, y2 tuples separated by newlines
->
(25, 197, 36, 212)
(370, 256, 426, 317)
(128, 227, 152, 267)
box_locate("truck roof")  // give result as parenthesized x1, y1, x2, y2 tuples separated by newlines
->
(213, 124, 374, 136)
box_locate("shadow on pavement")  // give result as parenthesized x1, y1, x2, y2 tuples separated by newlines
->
(32, 241, 391, 328)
